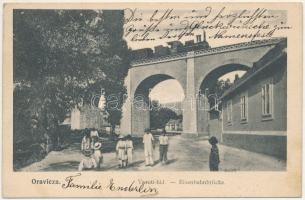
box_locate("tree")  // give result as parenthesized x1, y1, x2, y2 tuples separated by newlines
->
(149, 100, 180, 129)
(95, 11, 130, 132)
(204, 78, 233, 109)
(13, 10, 130, 157)
(213, 78, 233, 97)
(234, 74, 240, 83)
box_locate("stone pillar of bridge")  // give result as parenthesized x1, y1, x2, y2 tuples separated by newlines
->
(120, 70, 150, 137)
(183, 51, 198, 135)
(131, 97, 150, 136)
(120, 71, 132, 135)
(197, 94, 209, 136)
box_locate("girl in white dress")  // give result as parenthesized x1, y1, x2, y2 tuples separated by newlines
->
(125, 135, 134, 165)
(116, 135, 128, 168)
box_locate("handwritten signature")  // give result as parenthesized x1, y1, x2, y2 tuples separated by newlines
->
(61, 173, 158, 195)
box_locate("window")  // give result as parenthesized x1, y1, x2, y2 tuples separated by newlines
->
(226, 100, 232, 123)
(240, 94, 248, 121)
(196, 35, 202, 42)
(261, 81, 273, 117)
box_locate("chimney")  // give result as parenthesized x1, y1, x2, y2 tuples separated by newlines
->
(203, 30, 206, 42)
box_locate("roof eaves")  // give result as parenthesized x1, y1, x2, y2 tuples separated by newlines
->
(220, 50, 286, 100)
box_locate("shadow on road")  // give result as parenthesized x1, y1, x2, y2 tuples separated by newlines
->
(128, 160, 144, 168)
(166, 158, 178, 165)
(42, 161, 79, 171)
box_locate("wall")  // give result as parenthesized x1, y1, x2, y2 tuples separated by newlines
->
(222, 134, 286, 159)
(194, 44, 276, 135)
(131, 103, 150, 136)
(208, 111, 222, 142)
(71, 108, 80, 130)
(222, 61, 287, 132)
(71, 105, 108, 130)
(222, 57, 287, 159)
(197, 96, 208, 135)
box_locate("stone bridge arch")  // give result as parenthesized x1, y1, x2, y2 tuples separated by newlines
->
(195, 59, 253, 94)
(196, 62, 251, 136)
(131, 73, 186, 135)
(132, 73, 186, 99)
(120, 38, 284, 136)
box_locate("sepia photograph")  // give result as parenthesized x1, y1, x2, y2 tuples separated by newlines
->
(2, 2, 302, 197)
(13, 8, 287, 172)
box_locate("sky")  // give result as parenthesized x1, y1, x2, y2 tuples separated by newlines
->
(148, 71, 246, 103)
(148, 80, 185, 104)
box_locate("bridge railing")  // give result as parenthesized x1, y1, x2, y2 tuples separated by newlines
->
(131, 38, 285, 67)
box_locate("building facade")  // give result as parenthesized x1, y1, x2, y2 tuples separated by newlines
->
(165, 119, 183, 132)
(219, 40, 287, 159)
(70, 105, 109, 130)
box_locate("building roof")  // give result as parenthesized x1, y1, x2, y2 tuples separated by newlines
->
(220, 38, 287, 100)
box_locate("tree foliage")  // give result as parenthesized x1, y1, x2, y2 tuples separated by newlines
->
(13, 10, 130, 147)
(213, 78, 233, 97)
(149, 100, 181, 129)
(206, 78, 234, 108)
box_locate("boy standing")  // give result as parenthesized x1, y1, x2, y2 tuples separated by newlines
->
(159, 130, 169, 164)
(208, 136, 220, 171)
(143, 128, 154, 166)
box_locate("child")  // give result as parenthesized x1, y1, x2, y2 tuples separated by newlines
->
(91, 136, 99, 150)
(159, 130, 169, 164)
(125, 135, 134, 165)
(78, 150, 97, 171)
(116, 135, 128, 168)
(90, 128, 99, 138)
(92, 142, 103, 169)
(81, 130, 91, 151)
(143, 128, 154, 166)
(208, 136, 220, 171)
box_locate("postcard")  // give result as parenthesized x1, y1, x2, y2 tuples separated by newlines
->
(2, 2, 302, 197)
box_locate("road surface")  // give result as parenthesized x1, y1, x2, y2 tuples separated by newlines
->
(20, 135, 286, 171)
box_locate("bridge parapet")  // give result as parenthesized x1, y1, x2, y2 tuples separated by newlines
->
(131, 38, 285, 67)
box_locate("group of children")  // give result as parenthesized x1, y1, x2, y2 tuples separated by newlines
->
(78, 128, 220, 171)
(115, 135, 134, 168)
(78, 129, 103, 171)
(78, 131, 134, 171)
